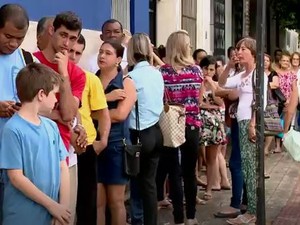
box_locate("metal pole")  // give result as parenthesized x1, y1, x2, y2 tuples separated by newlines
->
(255, 0, 266, 224)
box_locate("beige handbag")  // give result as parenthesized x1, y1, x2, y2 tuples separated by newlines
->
(159, 90, 186, 148)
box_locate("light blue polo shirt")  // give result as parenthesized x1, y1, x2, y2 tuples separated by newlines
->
(0, 48, 26, 135)
(129, 61, 164, 130)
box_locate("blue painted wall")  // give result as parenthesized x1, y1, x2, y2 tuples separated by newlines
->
(130, 0, 149, 34)
(0, 0, 112, 30)
(0, 0, 149, 33)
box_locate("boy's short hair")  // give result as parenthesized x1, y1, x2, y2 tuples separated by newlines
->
(16, 63, 63, 103)
(53, 11, 82, 34)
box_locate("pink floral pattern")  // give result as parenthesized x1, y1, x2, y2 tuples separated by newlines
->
(278, 71, 297, 100)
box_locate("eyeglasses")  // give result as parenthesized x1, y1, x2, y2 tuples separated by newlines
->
(292, 58, 300, 60)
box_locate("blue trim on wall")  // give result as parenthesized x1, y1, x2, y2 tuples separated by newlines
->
(130, 0, 149, 34)
(1, 0, 112, 30)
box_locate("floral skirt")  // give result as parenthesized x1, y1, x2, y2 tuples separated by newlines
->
(199, 108, 227, 146)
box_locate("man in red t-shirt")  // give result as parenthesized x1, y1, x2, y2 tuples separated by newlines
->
(34, 11, 86, 151)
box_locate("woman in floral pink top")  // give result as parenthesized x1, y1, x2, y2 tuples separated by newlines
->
(159, 30, 203, 225)
(274, 51, 297, 153)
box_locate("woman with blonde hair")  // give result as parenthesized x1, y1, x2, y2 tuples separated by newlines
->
(219, 37, 261, 224)
(127, 33, 164, 225)
(160, 30, 203, 225)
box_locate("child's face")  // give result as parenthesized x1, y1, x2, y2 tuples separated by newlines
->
(203, 64, 216, 77)
(39, 85, 59, 114)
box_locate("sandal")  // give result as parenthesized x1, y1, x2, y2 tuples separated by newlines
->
(226, 214, 256, 225)
(158, 199, 173, 209)
(196, 196, 206, 205)
(196, 178, 207, 188)
(202, 192, 212, 201)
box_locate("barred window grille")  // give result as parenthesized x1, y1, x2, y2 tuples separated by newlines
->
(111, 0, 130, 31)
(182, 0, 197, 51)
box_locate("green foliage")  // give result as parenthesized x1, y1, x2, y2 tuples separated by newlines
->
(271, 0, 300, 30)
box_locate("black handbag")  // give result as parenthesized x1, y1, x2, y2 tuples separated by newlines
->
(273, 88, 286, 105)
(123, 101, 142, 176)
(252, 71, 283, 136)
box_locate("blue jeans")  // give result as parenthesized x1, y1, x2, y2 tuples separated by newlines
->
(229, 119, 245, 209)
(130, 177, 144, 225)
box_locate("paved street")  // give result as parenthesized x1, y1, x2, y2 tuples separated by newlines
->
(157, 152, 300, 225)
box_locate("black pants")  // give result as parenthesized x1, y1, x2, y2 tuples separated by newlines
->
(156, 148, 184, 223)
(76, 145, 97, 225)
(130, 123, 163, 225)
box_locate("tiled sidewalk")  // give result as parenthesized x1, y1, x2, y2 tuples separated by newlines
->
(158, 153, 300, 225)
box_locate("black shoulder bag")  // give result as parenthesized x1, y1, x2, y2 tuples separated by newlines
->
(21, 49, 34, 65)
(123, 101, 142, 176)
(122, 74, 142, 176)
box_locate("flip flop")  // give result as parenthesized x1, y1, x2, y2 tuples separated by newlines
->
(202, 192, 212, 201)
(221, 186, 231, 190)
(214, 211, 241, 218)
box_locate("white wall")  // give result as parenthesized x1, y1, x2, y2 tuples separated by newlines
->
(156, 0, 181, 46)
(196, 0, 213, 54)
(225, 0, 232, 59)
(21, 21, 101, 71)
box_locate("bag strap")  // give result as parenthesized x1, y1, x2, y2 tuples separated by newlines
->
(121, 75, 141, 144)
(21, 49, 34, 65)
(251, 70, 256, 110)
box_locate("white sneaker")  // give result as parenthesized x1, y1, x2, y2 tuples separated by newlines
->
(185, 218, 199, 225)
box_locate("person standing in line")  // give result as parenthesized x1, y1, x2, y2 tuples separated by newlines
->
(68, 34, 111, 225)
(0, 63, 70, 225)
(96, 40, 136, 225)
(0, 4, 38, 224)
(87, 19, 128, 73)
(214, 47, 248, 219)
(160, 30, 203, 225)
(127, 33, 164, 225)
(36, 16, 54, 51)
(33, 12, 87, 157)
(219, 37, 261, 224)
(33, 11, 87, 223)
(273, 51, 297, 153)
(193, 48, 207, 65)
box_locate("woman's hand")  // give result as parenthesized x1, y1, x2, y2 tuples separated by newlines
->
(106, 89, 126, 102)
(248, 124, 256, 143)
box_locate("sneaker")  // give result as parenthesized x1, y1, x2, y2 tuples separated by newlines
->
(185, 218, 199, 225)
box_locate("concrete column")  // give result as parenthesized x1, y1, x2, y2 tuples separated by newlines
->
(156, 0, 182, 46)
(196, 0, 213, 54)
(225, 0, 232, 58)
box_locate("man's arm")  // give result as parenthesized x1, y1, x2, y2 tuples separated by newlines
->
(59, 160, 70, 207)
(59, 76, 80, 122)
(54, 51, 83, 122)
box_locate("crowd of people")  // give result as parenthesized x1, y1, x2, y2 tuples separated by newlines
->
(0, 3, 299, 225)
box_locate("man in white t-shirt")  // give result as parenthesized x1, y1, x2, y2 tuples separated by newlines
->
(86, 19, 128, 73)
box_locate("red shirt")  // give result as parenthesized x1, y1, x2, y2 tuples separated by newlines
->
(33, 51, 86, 150)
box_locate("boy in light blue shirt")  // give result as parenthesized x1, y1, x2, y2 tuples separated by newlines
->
(0, 63, 70, 225)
